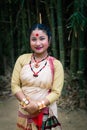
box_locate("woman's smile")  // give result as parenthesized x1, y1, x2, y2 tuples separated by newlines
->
(35, 46, 43, 50)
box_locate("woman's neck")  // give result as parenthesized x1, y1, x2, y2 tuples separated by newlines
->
(33, 52, 48, 60)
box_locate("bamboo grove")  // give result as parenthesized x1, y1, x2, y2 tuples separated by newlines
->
(0, 0, 87, 103)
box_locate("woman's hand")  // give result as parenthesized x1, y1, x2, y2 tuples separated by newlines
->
(22, 99, 39, 114)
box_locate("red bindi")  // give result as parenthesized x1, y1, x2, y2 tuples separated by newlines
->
(35, 33, 39, 37)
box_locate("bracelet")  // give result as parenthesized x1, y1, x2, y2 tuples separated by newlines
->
(20, 98, 30, 107)
(37, 100, 46, 110)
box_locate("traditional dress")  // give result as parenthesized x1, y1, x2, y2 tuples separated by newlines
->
(11, 53, 64, 130)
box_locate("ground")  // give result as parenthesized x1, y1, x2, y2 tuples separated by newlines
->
(0, 97, 87, 130)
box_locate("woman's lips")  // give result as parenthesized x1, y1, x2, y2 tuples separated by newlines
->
(35, 47, 43, 50)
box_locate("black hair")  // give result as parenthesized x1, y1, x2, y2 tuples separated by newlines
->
(29, 23, 52, 41)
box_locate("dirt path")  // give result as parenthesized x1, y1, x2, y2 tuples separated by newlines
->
(0, 97, 87, 130)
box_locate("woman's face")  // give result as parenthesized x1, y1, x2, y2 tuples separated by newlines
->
(30, 29, 50, 55)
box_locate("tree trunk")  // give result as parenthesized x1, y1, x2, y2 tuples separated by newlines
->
(8, 0, 14, 67)
(21, 9, 28, 53)
(50, 0, 58, 58)
(56, 0, 65, 67)
(26, 0, 31, 28)
(70, 33, 78, 73)
(77, 0, 85, 90)
(36, 0, 39, 23)
(70, 0, 79, 74)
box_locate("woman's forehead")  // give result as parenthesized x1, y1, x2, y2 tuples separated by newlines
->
(31, 29, 46, 36)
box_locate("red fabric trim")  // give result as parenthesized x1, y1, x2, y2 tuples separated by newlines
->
(18, 111, 44, 130)
(48, 56, 55, 81)
(17, 123, 31, 130)
(32, 112, 43, 130)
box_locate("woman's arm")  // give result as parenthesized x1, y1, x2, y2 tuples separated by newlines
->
(46, 60, 64, 104)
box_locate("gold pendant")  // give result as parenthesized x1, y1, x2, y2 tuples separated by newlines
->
(34, 63, 39, 68)
(35, 64, 39, 68)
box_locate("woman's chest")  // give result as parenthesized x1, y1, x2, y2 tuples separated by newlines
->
(20, 61, 53, 88)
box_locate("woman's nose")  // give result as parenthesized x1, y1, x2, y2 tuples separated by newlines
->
(36, 40, 40, 45)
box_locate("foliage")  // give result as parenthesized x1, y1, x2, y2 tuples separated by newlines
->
(67, 11, 87, 38)
(57, 69, 86, 110)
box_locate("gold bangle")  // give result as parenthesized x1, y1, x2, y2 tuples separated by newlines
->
(37, 100, 46, 110)
(42, 100, 46, 108)
(37, 102, 42, 110)
(20, 98, 30, 107)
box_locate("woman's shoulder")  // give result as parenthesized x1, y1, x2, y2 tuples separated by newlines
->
(18, 53, 32, 59)
(49, 56, 61, 63)
(49, 56, 63, 68)
(16, 53, 32, 65)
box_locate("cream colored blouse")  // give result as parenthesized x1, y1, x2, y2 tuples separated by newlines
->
(11, 53, 64, 104)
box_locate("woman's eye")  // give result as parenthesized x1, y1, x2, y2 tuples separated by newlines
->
(40, 37, 45, 40)
(31, 38, 36, 41)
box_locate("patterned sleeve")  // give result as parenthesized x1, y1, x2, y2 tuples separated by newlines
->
(46, 59, 64, 104)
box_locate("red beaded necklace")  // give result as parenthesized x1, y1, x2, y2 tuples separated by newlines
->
(33, 53, 48, 68)
(29, 60, 47, 77)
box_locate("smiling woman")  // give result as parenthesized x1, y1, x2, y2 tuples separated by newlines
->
(30, 29, 49, 55)
(11, 23, 64, 130)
